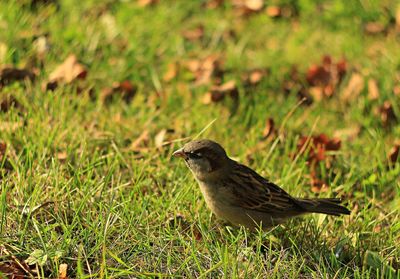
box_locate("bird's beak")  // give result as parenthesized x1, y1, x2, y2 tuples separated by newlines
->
(173, 148, 187, 159)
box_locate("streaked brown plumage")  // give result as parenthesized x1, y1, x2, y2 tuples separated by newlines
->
(173, 139, 350, 230)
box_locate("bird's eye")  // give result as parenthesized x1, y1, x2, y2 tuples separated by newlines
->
(187, 152, 202, 159)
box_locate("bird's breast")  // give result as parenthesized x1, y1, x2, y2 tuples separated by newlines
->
(197, 180, 234, 219)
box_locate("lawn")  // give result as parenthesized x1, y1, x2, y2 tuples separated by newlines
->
(0, 0, 399, 278)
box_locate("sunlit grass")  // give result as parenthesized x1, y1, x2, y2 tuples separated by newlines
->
(0, 0, 399, 278)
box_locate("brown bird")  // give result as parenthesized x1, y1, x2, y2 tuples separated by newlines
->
(173, 139, 350, 230)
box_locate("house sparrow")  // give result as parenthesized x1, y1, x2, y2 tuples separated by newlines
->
(173, 139, 350, 230)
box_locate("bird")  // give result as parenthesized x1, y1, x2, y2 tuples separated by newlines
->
(173, 139, 350, 230)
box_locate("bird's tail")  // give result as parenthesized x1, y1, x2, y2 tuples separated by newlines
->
(295, 198, 350, 216)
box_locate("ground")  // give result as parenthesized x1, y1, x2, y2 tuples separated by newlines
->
(0, 0, 399, 278)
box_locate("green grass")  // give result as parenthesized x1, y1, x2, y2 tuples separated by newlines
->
(0, 0, 399, 278)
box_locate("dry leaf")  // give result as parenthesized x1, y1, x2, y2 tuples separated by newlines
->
(379, 101, 396, 127)
(163, 62, 178, 82)
(202, 80, 238, 104)
(388, 144, 399, 163)
(0, 262, 27, 279)
(341, 73, 364, 102)
(34, 36, 50, 59)
(137, 0, 158, 7)
(308, 86, 324, 102)
(262, 118, 275, 139)
(0, 142, 6, 160)
(265, 6, 281, 17)
(155, 129, 167, 148)
(47, 54, 87, 89)
(101, 80, 137, 103)
(364, 22, 385, 34)
(296, 134, 341, 167)
(0, 42, 7, 62)
(396, 6, 400, 32)
(58, 263, 68, 279)
(0, 246, 34, 278)
(204, 0, 224, 9)
(232, 0, 264, 16)
(367, 78, 379, 100)
(184, 54, 224, 86)
(244, 0, 264, 11)
(0, 67, 36, 87)
(373, 225, 381, 233)
(393, 85, 400, 96)
(242, 68, 267, 86)
(306, 56, 347, 101)
(57, 151, 68, 162)
(192, 225, 203, 241)
(333, 126, 361, 141)
(182, 25, 205, 41)
(0, 94, 22, 112)
(282, 66, 307, 99)
(129, 130, 149, 152)
(310, 172, 329, 193)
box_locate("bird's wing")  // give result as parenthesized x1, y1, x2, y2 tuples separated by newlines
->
(224, 163, 302, 213)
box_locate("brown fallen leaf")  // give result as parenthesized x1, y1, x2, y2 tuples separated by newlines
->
(34, 35, 50, 60)
(233, 0, 264, 15)
(341, 73, 365, 102)
(388, 143, 400, 164)
(163, 62, 179, 82)
(296, 134, 341, 168)
(265, 6, 281, 17)
(129, 130, 150, 152)
(100, 80, 137, 103)
(396, 6, 400, 32)
(306, 56, 347, 101)
(204, 0, 224, 9)
(242, 68, 268, 86)
(57, 151, 68, 162)
(393, 85, 400, 96)
(333, 125, 361, 141)
(367, 78, 379, 100)
(373, 225, 382, 233)
(378, 101, 396, 127)
(155, 129, 167, 149)
(282, 66, 311, 103)
(182, 25, 205, 41)
(0, 246, 34, 278)
(262, 118, 275, 139)
(310, 172, 329, 193)
(0, 142, 6, 160)
(364, 22, 386, 34)
(0, 262, 27, 279)
(137, 0, 158, 7)
(0, 67, 36, 87)
(244, 0, 264, 11)
(58, 263, 68, 279)
(202, 80, 238, 104)
(46, 54, 87, 90)
(308, 86, 325, 102)
(0, 94, 22, 112)
(184, 54, 224, 86)
(192, 225, 203, 241)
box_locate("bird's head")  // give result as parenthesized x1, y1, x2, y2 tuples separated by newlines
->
(173, 139, 230, 180)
